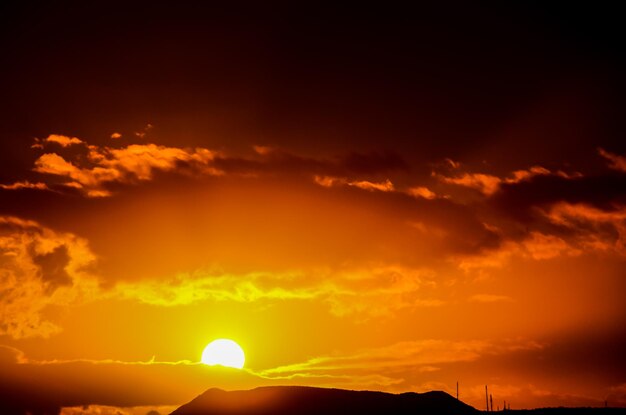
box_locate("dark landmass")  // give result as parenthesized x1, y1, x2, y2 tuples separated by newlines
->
(501, 410, 626, 415)
(0, 389, 60, 415)
(170, 386, 478, 415)
(2, 386, 626, 415)
(170, 386, 626, 415)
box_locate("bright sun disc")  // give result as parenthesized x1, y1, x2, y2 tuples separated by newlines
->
(201, 339, 245, 369)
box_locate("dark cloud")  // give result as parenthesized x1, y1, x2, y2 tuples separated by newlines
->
(32, 245, 73, 293)
(491, 173, 626, 222)
(1, 134, 410, 199)
(212, 150, 328, 177)
(0, 358, 262, 415)
(212, 149, 409, 178)
(483, 328, 626, 388)
(340, 151, 409, 175)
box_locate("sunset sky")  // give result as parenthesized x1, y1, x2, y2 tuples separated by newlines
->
(1, 3, 626, 414)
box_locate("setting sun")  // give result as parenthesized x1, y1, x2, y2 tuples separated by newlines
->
(201, 339, 245, 369)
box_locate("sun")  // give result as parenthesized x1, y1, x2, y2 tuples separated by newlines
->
(201, 339, 245, 369)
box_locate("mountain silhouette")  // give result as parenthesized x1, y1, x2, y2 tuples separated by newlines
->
(170, 386, 478, 415)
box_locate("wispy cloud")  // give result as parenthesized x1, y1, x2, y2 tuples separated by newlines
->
(313, 175, 395, 192)
(0, 181, 49, 190)
(61, 404, 178, 415)
(260, 338, 542, 382)
(436, 166, 580, 196)
(469, 294, 514, 303)
(115, 265, 441, 318)
(542, 202, 626, 255)
(598, 148, 626, 172)
(439, 172, 503, 195)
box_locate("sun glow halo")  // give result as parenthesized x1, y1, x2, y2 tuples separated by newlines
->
(201, 339, 245, 369)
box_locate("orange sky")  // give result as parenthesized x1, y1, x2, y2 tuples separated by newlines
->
(1, 3, 626, 414)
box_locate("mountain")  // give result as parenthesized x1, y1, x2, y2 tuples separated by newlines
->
(170, 386, 478, 415)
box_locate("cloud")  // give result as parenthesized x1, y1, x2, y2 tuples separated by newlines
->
(135, 123, 153, 139)
(454, 201, 626, 296)
(541, 202, 626, 255)
(490, 172, 626, 221)
(407, 186, 437, 200)
(61, 405, 178, 415)
(599, 148, 626, 172)
(1, 334, 617, 411)
(313, 175, 394, 192)
(32, 134, 84, 149)
(439, 172, 502, 195)
(349, 179, 394, 192)
(0, 345, 27, 365)
(0, 353, 263, 413)
(6, 338, 601, 413)
(89, 144, 219, 179)
(15, 133, 413, 198)
(457, 231, 582, 272)
(0, 216, 99, 338)
(451, 171, 626, 272)
(215, 147, 408, 180)
(33, 143, 221, 197)
(260, 338, 542, 380)
(437, 165, 579, 196)
(0, 345, 410, 412)
(115, 271, 321, 306)
(114, 265, 441, 318)
(0, 181, 49, 190)
(469, 294, 514, 303)
(444, 158, 460, 169)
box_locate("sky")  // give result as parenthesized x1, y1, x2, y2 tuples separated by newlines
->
(1, 2, 626, 414)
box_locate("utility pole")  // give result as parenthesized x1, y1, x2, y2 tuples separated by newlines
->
(490, 394, 493, 412)
(485, 385, 489, 412)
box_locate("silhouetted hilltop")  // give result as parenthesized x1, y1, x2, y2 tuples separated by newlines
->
(170, 386, 478, 415)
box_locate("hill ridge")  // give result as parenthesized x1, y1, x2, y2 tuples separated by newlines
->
(171, 385, 478, 415)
